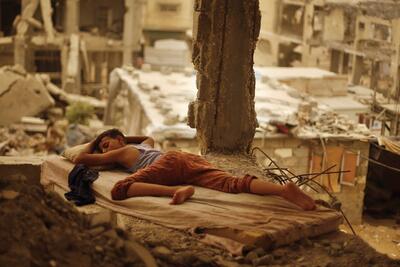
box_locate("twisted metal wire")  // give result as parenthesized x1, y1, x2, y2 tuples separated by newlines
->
(251, 146, 357, 236)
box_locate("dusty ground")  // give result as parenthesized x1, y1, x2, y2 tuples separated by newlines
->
(119, 213, 400, 267)
(0, 176, 148, 267)
(341, 217, 400, 260)
(1, 174, 400, 267)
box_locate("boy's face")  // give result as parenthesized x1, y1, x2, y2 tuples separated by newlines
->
(98, 136, 125, 153)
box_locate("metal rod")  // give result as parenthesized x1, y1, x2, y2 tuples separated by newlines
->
(297, 165, 336, 186)
(252, 146, 356, 236)
(252, 147, 292, 181)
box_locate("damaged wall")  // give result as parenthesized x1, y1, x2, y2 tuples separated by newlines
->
(0, 66, 54, 125)
(189, 0, 261, 154)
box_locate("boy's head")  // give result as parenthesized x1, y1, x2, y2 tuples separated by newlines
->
(93, 128, 126, 153)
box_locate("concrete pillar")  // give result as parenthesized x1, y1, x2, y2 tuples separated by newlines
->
(63, 0, 80, 93)
(391, 22, 400, 136)
(301, 2, 314, 66)
(330, 49, 340, 73)
(123, 0, 143, 65)
(342, 53, 349, 74)
(351, 55, 364, 85)
(14, 0, 39, 71)
(188, 0, 260, 154)
(351, 16, 364, 85)
(64, 0, 79, 34)
(14, 36, 27, 68)
(63, 33, 81, 94)
(390, 19, 400, 99)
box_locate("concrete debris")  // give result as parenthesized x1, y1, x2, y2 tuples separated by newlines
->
(37, 74, 106, 112)
(0, 66, 55, 126)
(0, 126, 48, 156)
(14, 116, 48, 133)
(0, 176, 154, 267)
(295, 110, 371, 139)
(111, 66, 374, 143)
(88, 210, 117, 228)
(0, 67, 109, 156)
(0, 190, 20, 200)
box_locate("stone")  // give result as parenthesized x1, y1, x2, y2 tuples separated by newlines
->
(174, 252, 197, 266)
(301, 238, 313, 247)
(272, 249, 285, 259)
(330, 242, 342, 251)
(88, 210, 116, 228)
(253, 254, 273, 266)
(88, 226, 106, 236)
(245, 250, 259, 263)
(153, 246, 173, 256)
(253, 247, 266, 256)
(95, 245, 104, 253)
(320, 239, 331, 247)
(1, 190, 20, 200)
(102, 229, 119, 240)
(0, 72, 54, 125)
(0, 70, 20, 93)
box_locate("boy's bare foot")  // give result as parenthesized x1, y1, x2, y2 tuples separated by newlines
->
(281, 182, 316, 211)
(169, 186, 195, 205)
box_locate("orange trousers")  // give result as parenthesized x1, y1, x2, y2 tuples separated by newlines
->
(111, 151, 256, 200)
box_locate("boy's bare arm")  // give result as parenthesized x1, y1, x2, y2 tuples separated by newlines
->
(74, 146, 135, 167)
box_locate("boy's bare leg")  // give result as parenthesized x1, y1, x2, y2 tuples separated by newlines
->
(249, 179, 315, 210)
(126, 182, 195, 205)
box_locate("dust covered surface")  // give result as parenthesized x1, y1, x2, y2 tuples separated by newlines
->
(1, 176, 399, 267)
(0, 176, 146, 267)
(123, 215, 400, 267)
(204, 152, 266, 178)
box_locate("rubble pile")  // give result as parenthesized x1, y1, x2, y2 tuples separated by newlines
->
(295, 109, 371, 139)
(0, 65, 108, 155)
(0, 126, 48, 156)
(0, 66, 54, 125)
(0, 176, 152, 267)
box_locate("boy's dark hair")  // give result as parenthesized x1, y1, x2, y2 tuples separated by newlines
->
(92, 128, 125, 152)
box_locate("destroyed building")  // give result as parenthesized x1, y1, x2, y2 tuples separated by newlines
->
(256, 0, 400, 136)
(0, 0, 193, 95)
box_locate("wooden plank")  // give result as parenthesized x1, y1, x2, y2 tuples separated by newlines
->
(310, 152, 323, 185)
(322, 146, 344, 193)
(40, 0, 55, 42)
(340, 151, 358, 186)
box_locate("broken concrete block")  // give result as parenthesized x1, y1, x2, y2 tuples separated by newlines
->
(0, 190, 20, 200)
(0, 70, 55, 125)
(274, 148, 293, 158)
(88, 210, 117, 228)
(253, 254, 273, 266)
(0, 71, 21, 93)
(245, 250, 258, 263)
(15, 116, 48, 133)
